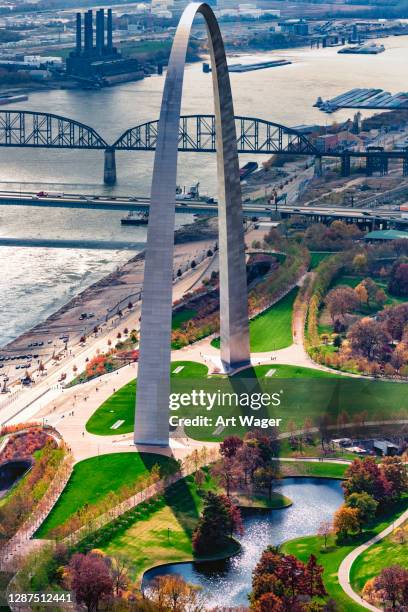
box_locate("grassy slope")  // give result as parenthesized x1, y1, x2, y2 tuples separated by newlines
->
(310, 252, 332, 270)
(172, 309, 197, 330)
(249, 288, 297, 352)
(283, 494, 408, 611)
(86, 361, 208, 435)
(36, 453, 177, 538)
(212, 288, 297, 352)
(102, 472, 216, 580)
(350, 517, 408, 594)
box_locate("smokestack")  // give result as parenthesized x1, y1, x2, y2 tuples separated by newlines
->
(96, 9, 104, 55)
(84, 10, 93, 54)
(107, 8, 113, 52)
(76, 12, 82, 55)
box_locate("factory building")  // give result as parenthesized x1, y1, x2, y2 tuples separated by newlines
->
(66, 8, 144, 85)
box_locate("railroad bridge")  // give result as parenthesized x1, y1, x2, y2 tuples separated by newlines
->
(0, 109, 407, 184)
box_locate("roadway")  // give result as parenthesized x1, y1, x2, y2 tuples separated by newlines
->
(0, 190, 406, 226)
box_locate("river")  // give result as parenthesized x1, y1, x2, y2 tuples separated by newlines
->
(142, 477, 344, 608)
(1, 34, 407, 347)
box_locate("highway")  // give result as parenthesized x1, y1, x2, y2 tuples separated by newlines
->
(0, 190, 406, 227)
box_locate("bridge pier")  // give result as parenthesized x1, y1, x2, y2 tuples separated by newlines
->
(104, 147, 117, 185)
(403, 151, 408, 177)
(366, 154, 388, 177)
(314, 156, 322, 177)
(341, 153, 351, 177)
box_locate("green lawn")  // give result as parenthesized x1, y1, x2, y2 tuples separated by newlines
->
(244, 364, 339, 379)
(350, 518, 408, 594)
(172, 309, 197, 330)
(86, 361, 208, 435)
(212, 288, 297, 352)
(283, 495, 408, 611)
(101, 471, 218, 580)
(280, 460, 348, 480)
(310, 252, 332, 270)
(236, 492, 292, 509)
(36, 453, 177, 538)
(86, 359, 407, 440)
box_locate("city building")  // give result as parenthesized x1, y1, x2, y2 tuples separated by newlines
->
(279, 19, 309, 36)
(66, 8, 144, 86)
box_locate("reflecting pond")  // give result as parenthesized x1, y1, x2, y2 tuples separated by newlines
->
(143, 477, 343, 608)
(0, 459, 31, 499)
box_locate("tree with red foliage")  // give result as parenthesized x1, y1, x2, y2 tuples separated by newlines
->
(211, 456, 242, 497)
(388, 260, 408, 297)
(378, 302, 408, 342)
(347, 318, 391, 362)
(325, 286, 359, 323)
(219, 435, 243, 458)
(372, 565, 408, 609)
(381, 456, 408, 500)
(343, 457, 391, 503)
(305, 555, 327, 600)
(221, 494, 244, 537)
(253, 592, 285, 612)
(69, 553, 113, 612)
(250, 546, 326, 610)
(236, 442, 262, 486)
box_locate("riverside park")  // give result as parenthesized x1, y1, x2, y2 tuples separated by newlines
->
(1, 219, 408, 611)
(1, 4, 408, 603)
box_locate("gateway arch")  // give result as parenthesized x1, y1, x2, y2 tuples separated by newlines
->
(134, 2, 250, 446)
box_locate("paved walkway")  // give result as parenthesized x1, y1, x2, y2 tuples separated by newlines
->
(338, 508, 408, 611)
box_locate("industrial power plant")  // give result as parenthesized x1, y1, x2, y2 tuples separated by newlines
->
(66, 8, 144, 86)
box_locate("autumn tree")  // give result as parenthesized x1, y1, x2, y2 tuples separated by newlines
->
(371, 565, 408, 609)
(343, 457, 390, 503)
(345, 492, 378, 530)
(381, 456, 408, 499)
(347, 317, 391, 362)
(236, 442, 262, 486)
(333, 505, 360, 540)
(69, 553, 114, 612)
(219, 435, 244, 458)
(388, 260, 408, 297)
(360, 278, 380, 307)
(354, 282, 368, 306)
(250, 546, 326, 610)
(253, 464, 279, 502)
(325, 286, 359, 323)
(352, 253, 368, 274)
(305, 555, 327, 600)
(211, 456, 242, 497)
(146, 574, 205, 612)
(108, 554, 129, 597)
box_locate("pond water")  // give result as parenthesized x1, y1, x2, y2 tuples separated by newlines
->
(0, 459, 31, 499)
(143, 477, 343, 608)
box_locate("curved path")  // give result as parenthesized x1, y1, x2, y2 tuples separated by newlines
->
(338, 507, 408, 611)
